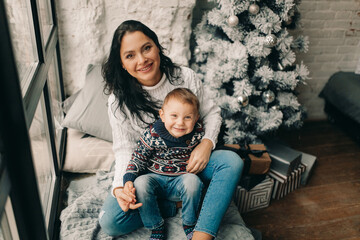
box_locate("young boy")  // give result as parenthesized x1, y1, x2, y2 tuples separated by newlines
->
(123, 88, 205, 240)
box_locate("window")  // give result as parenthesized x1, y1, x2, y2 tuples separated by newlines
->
(0, 197, 20, 240)
(37, 0, 54, 46)
(47, 54, 64, 159)
(0, 0, 65, 239)
(3, 0, 39, 95)
(29, 93, 56, 227)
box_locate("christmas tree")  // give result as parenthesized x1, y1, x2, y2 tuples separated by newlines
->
(191, 0, 309, 145)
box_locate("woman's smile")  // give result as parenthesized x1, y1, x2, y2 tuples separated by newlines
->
(138, 62, 153, 72)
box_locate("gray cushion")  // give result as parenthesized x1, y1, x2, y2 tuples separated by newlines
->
(319, 72, 360, 124)
(62, 65, 112, 142)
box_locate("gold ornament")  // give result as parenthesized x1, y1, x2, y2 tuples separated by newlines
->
(264, 34, 277, 47)
(284, 17, 292, 26)
(237, 94, 249, 107)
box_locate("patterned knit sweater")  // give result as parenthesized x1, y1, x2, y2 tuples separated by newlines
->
(123, 119, 204, 183)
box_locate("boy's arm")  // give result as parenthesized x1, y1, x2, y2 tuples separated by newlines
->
(123, 136, 154, 183)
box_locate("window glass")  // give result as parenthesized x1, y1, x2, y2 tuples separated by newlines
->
(4, 0, 39, 94)
(37, 0, 53, 46)
(28, 93, 55, 226)
(0, 197, 20, 240)
(47, 54, 63, 158)
(0, 227, 4, 240)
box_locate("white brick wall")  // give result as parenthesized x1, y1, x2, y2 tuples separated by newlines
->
(295, 0, 360, 120)
(56, 0, 196, 95)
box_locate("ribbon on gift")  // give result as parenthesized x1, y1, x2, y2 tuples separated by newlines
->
(215, 144, 267, 175)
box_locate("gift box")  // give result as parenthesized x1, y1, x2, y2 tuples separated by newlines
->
(268, 164, 306, 200)
(239, 174, 267, 191)
(234, 176, 274, 213)
(300, 152, 317, 185)
(263, 140, 302, 177)
(221, 144, 271, 175)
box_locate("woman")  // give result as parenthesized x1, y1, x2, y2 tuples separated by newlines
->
(99, 20, 245, 240)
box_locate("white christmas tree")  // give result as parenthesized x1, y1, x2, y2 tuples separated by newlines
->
(191, 0, 309, 145)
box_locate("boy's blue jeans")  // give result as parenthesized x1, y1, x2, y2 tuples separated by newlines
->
(134, 173, 203, 229)
(99, 150, 244, 237)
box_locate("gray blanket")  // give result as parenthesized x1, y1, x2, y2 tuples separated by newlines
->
(60, 170, 254, 240)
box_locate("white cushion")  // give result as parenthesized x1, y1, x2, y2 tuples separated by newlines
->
(63, 128, 114, 173)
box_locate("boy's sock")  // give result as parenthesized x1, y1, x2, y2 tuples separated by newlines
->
(183, 224, 195, 240)
(150, 224, 165, 240)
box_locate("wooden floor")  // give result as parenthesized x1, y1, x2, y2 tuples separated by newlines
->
(242, 121, 360, 240)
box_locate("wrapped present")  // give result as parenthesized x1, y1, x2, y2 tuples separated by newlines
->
(218, 144, 271, 175)
(263, 140, 302, 177)
(268, 164, 306, 200)
(239, 174, 267, 191)
(300, 152, 317, 185)
(233, 176, 274, 213)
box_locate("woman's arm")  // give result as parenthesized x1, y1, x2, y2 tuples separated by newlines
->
(108, 94, 140, 197)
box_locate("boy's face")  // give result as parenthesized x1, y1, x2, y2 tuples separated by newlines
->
(159, 98, 199, 138)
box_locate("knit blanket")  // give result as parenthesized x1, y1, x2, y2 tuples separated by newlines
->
(59, 170, 255, 240)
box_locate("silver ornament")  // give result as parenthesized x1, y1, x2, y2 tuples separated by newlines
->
(194, 47, 200, 54)
(237, 94, 249, 107)
(262, 90, 275, 103)
(278, 62, 284, 70)
(271, 105, 279, 110)
(227, 15, 239, 27)
(249, 3, 260, 15)
(264, 34, 277, 47)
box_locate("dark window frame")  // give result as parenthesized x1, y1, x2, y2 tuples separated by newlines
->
(0, 0, 66, 239)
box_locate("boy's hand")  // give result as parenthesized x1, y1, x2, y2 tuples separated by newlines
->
(114, 182, 142, 212)
(187, 139, 213, 174)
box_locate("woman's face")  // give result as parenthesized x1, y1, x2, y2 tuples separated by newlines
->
(120, 31, 162, 87)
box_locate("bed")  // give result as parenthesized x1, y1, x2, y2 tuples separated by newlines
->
(58, 65, 256, 239)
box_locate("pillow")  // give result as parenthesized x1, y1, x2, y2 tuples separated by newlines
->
(62, 90, 81, 114)
(63, 128, 114, 173)
(61, 65, 112, 142)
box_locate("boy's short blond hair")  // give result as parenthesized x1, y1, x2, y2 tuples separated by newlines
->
(162, 88, 200, 114)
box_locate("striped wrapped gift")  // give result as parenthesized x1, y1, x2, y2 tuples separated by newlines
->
(233, 176, 274, 213)
(268, 164, 306, 200)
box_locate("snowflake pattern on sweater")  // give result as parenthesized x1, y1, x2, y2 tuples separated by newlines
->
(123, 120, 204, 183)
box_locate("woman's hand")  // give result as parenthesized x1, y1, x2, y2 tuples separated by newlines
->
(187, 139, 213, 174)
(114, 182, 142, 212)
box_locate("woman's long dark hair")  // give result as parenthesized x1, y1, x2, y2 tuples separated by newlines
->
(102, 20, 181, 124)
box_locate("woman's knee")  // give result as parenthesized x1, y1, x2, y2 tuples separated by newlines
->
(98, 197, 124, 236)
(99, 209, 121, 236)
(213, 150, 244, 173)
(99, 195, 142, 236)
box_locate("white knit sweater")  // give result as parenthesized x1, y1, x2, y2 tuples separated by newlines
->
(108, 66, 222, 195)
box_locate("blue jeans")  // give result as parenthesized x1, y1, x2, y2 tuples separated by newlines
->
(99, 150, 243, 237)
(134, 173, 203, 229)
